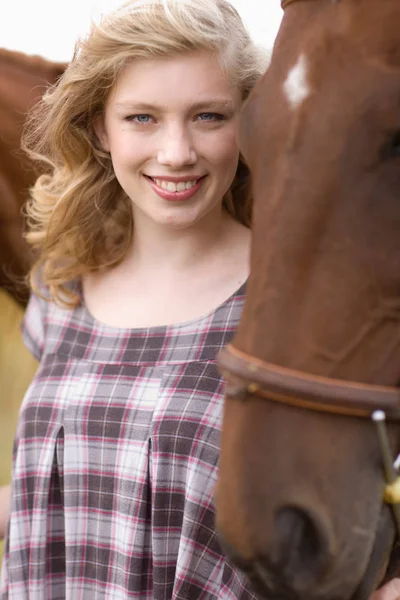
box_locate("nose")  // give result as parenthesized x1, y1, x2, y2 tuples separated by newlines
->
(157, 124, 197, 167)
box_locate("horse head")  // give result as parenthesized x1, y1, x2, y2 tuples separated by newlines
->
(216, 1, 400, 598)
(0, 49, 66, 303)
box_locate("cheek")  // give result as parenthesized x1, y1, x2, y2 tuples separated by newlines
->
(109, 134, 149, 167)
(207, 130, 240, 168)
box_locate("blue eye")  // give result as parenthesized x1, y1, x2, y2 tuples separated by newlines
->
(198, 113, 224, 122)
(126, 114, 152, 124)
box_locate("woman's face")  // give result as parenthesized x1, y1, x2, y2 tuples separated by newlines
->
(96, 50, 241, 231)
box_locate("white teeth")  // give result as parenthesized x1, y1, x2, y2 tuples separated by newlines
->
(153, 178, 198, 192)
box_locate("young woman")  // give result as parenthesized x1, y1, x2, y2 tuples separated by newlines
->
(0, 0, 263, 597)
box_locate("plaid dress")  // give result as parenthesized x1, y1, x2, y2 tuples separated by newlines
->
(0, 282, 256, 599)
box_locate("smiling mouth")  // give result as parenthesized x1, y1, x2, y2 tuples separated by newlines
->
(145, 175, 205, 193)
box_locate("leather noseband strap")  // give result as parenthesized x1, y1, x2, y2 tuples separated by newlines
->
(218, 344, 400, 533)
(218, 344, 400, 420)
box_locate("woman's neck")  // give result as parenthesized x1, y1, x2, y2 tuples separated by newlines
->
(123, 206, 239, 275)
(82, 206, 251, 328)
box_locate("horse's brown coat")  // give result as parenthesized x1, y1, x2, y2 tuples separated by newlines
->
(216, 1, 400, 599)
(0, 49, 65, 303)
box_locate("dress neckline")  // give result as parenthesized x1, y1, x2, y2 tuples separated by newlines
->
(77, 279, 248, 335)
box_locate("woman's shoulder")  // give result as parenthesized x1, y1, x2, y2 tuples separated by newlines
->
(22, 277, 84, 360)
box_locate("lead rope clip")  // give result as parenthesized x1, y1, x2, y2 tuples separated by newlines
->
(372, 410, 400, 535)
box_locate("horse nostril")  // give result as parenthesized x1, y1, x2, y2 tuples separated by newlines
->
(273, 505, 333, 591)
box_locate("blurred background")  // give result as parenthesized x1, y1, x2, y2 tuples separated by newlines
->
(0, 0, 283, 561)
(0, 0, 282, 61)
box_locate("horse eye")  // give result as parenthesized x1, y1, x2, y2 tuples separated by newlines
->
(386, 130, 400, 158)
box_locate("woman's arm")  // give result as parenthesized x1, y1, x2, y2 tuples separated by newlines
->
(0, 484, 11, 540)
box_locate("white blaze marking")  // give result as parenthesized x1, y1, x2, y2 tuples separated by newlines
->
(283, 54, 311, 110)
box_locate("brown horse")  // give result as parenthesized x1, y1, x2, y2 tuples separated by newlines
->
(216, 0, 400, 599)
(0, 49, 65, 303)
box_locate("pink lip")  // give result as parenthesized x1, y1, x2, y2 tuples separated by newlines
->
(146, 176, 205, 202)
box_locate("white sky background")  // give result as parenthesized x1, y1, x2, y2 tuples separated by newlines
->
(0, 0, 283, 62)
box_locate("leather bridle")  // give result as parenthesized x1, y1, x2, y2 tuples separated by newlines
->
(218, 342, 400, 535)
(219, 345, 400, 419)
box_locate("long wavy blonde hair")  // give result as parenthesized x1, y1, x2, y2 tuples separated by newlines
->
(22, 0, 266, 306)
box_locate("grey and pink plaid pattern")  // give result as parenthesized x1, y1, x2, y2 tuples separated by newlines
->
(1, 283, 257, 599)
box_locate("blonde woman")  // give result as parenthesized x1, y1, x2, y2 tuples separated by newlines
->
(1, 0, 262, 597)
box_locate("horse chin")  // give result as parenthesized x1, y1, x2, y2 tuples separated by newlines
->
(220, 507, 397, 600)
(351, 509, 396, 600)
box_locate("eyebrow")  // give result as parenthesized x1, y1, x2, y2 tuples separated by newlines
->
(114, 99, 236, 112)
